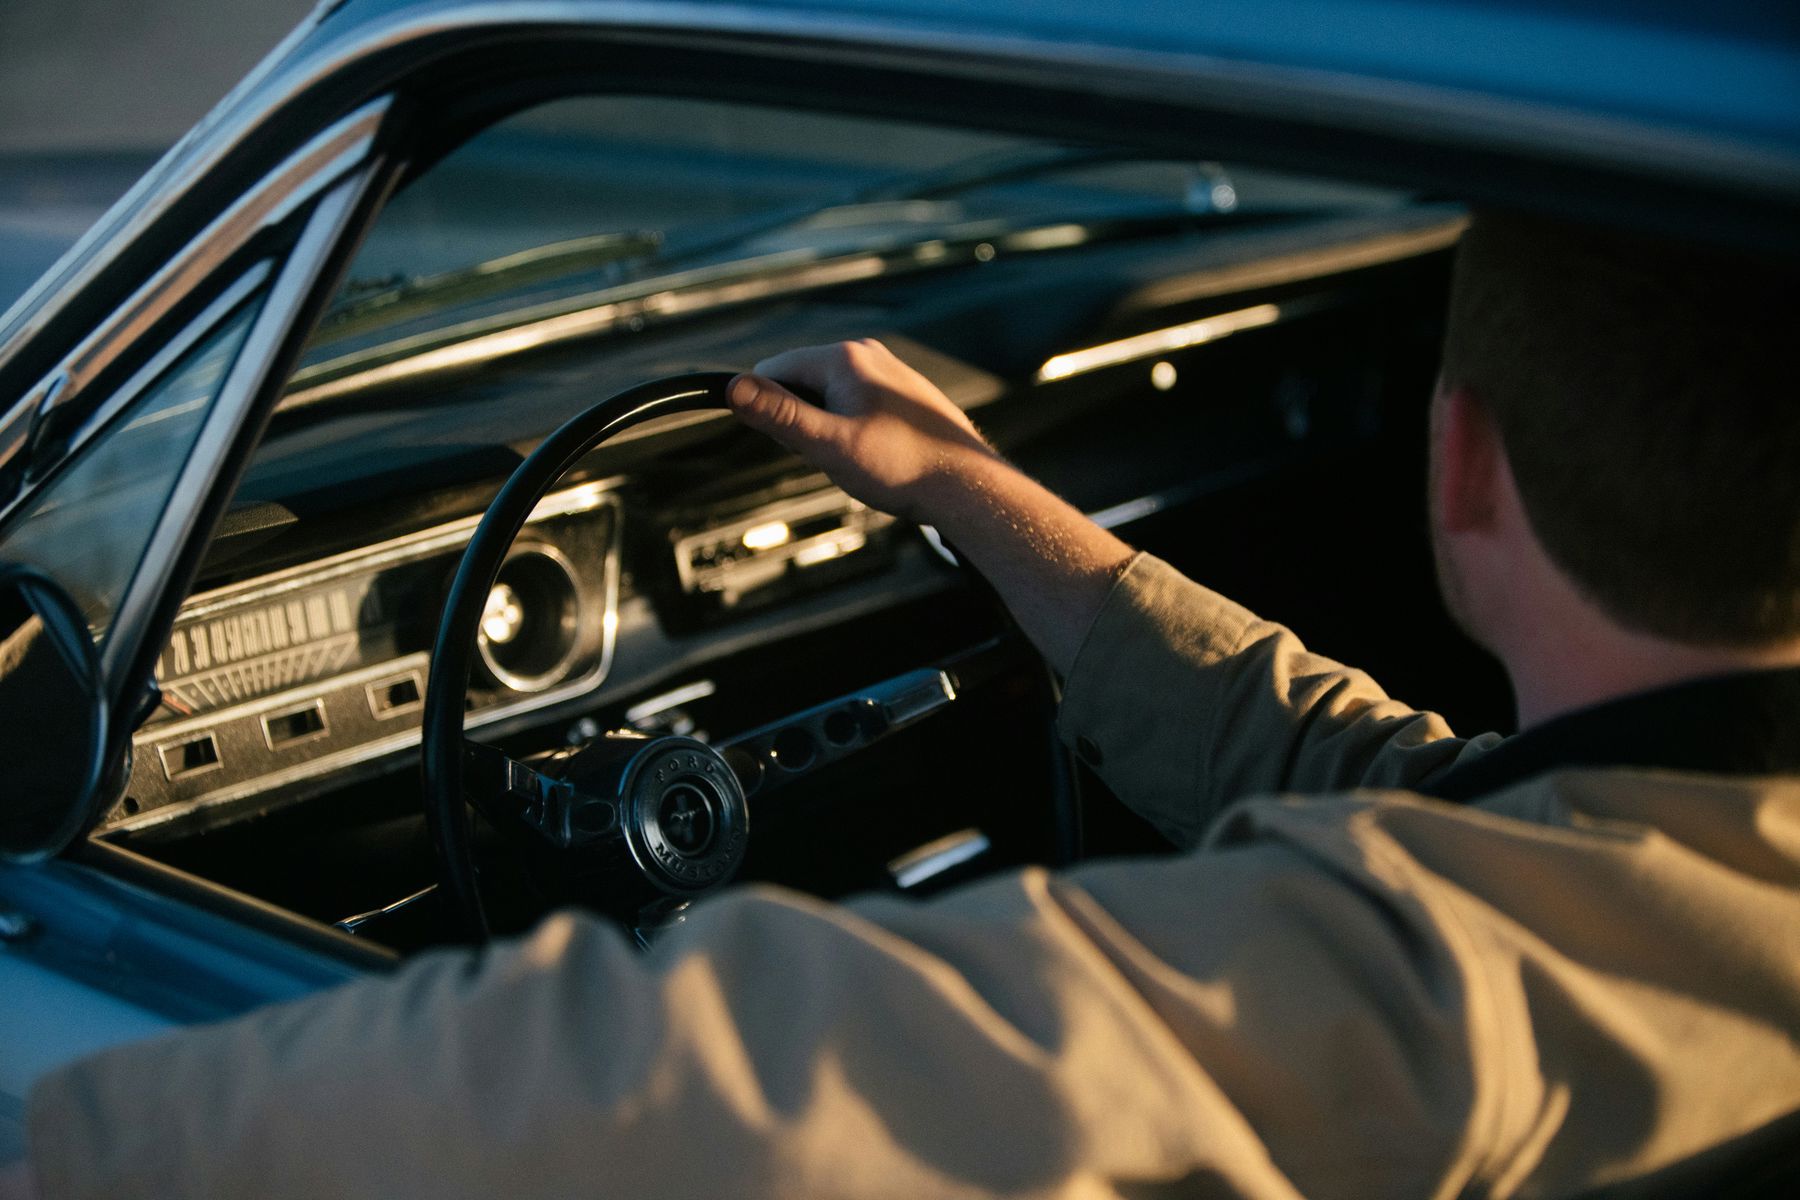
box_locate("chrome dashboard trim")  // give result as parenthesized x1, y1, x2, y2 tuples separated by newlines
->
(158, 732, 224, 784)
(281, 249, 892, 409)
(625, 678, 717, 727)
(261, 698, 332, 752)
(889, 828, 991, 891)
(672, 487, 895, 605)
(1037, 301, 1287, 383)
(125, 653, 433, 829)
(109, 479, 624, 834)
(283, 217, 1462, 413)
(473, 540, 587, 694)
(1087, 494, 1169, 532)
(176, 478, 617, 619)
(364, 668, 425, 719)
(147, 651, 430, 750)
(1127, 217, 1466, 312)
(280, 221, 1077, 410)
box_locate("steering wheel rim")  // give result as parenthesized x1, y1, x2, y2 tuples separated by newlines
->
(422, 372, 735, 942)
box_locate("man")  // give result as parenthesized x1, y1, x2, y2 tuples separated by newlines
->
(10, 213, 1800, 1197)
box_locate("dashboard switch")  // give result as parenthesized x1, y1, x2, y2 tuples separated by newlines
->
(367, 670, 423, 718)
(158, 732, 221, 781)
(262, 700, 329, 750)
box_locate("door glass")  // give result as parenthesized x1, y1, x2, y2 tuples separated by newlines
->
(0, 295, 263, 642)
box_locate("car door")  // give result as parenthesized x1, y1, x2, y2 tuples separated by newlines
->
(0, 106, 400, 1153)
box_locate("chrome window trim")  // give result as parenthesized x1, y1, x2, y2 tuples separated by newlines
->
(11, 269, 276, 525)
(99, 171, 378, 693)
(0, 100, 390, 490)
(0, 270, 271, 544)
(46, 103, 390, 410)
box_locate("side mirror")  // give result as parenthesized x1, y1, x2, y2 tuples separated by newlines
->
(0, 564, 110, 862)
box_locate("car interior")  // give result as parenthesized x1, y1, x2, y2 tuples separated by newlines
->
(77, 87, 1519, 955)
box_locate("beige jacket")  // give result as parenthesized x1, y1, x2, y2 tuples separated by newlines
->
(28, 554, 1800, 1197)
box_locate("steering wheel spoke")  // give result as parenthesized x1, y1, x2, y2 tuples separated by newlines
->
(720, 668, 955, 799)
(719, 638, 1022, 801)
(462, 740, 619, 851)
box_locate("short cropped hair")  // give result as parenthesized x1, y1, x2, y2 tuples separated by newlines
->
(1440, 213, 1800, 645)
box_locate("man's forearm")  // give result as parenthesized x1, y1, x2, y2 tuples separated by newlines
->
(915, 448, 1134, 677)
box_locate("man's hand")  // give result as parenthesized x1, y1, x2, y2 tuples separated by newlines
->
(729, 339, 999, 524)
(729, 339, 1134, 676)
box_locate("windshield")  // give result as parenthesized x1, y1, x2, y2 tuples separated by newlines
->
(289, 95, 1405, 399)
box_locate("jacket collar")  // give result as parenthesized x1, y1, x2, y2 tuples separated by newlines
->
(1425, 666, 1800, 802)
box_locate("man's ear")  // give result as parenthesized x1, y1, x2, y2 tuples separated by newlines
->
(1432, 383, 1502, 534)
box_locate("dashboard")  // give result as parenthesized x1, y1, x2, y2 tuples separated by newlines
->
(116, 472, 897, 835)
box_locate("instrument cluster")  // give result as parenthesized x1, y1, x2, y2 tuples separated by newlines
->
(115, 482, 621, 832)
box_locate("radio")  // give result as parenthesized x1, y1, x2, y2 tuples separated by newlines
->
(671, 488, 896, 619)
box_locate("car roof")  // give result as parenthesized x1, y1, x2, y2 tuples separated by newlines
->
(311, 0, 1799, 153)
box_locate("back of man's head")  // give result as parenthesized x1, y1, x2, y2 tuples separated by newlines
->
(1441, 213, 1800, 647)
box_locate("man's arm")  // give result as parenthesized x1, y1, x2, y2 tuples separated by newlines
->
(29, 845, 1501, 1199)
(731, 342, 1492, 843)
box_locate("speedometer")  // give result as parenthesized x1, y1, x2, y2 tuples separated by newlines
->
(153, 577, 394, 721)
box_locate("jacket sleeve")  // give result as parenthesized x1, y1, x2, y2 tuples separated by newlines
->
(1057, 553, 1498, 846)
(27, 835, 1504, 1200)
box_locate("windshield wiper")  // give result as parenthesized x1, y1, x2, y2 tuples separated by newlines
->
(645, 144, 1232, 273)
(317, 230, 663, 340)
(850, 143, 1141, 203)
(316, 147, 1222, 346)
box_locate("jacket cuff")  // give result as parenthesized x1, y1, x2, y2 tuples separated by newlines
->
(1057, 553, 1259, 845)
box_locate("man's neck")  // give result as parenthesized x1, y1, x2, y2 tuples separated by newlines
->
(1507, 614, 1800, 731)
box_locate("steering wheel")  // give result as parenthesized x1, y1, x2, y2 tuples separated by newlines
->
(422, 372, 1074, 942)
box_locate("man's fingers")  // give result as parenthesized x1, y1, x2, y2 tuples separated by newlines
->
(728, 373, 844, 455)
(750, 344, 850, 403)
